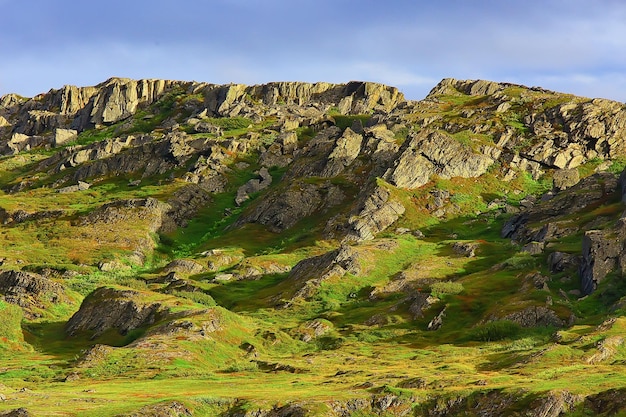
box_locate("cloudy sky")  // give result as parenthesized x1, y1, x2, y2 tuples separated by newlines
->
(2, 0, 625, 101)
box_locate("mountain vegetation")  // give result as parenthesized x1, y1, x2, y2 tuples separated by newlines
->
(1, 76, 626, 415)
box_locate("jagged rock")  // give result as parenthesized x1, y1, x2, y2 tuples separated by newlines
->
(57, 181, 90, 193)
(428, 307, 446, 330)
(408, 293, 440, 319)
(586, 336, 624, 364)
(74, 198, 167, 229)
(320, 127, 363, 177)
(234, 182, 323, 233)
(0, 270, 66, 318)
(65, 287, 166, 339)
(346, 187, 405, 241)
(118, 400, 192, 417)
(0, 408, 32, 417)
(162, 259, 205, 275)
(161, 184, 212, 231)
(521, 241, 545, 254)
(296, 319, 332, 342)
(53, 128, 78, 146)
(501, 172, 618, 243)
(98, 260, 130, 272)
(584, 388, 626, 415)
(235, 167, 273, 206)
(552, 168, 580, 191)
(90, 78, 174, 126)
(259, 131, 298, 168)
(524, 390, 581, 417)
(385, 130, 494, 189)
(502, 306, 564, 327)
(579, 224, 625, 295)
(427, 78, 505, 97)
(547, 252, 579, 273)
(452, 241, 478, 257)
(284, 245, 361, 302)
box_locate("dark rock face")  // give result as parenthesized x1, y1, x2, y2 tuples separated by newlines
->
(584, 388, 626, 415)
(501, 172, 618, 243)
(0, 408, 32, 417)
(502, 306, 565, 328)
(579, 228, 624, 295)
(65, 287, 165, 340)
(0, 270, 66, 318)
(283, 245, 361, 302)
(234, 182, 324, 233)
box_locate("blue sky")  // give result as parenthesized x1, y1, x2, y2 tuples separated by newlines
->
(2, 0, 626, 101)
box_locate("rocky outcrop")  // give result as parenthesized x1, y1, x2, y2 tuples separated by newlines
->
(0, 270, 66, 318)
(502, 306, 565, 328)
(579, 221, 626, 295)
(501, 172, 618, 243)
(202, 81, 405, 118)
(384, 130, 494, 189)
(233, 182, 326, 233)
(320, 128, 363, 177)
(236, 167, 273, 206)
(162, 259, 205, 275)
(584, 388, 626, 415)
(345, 187, 405, 241)
(65, 287, 166, 340)
(283, 245, 361, 302)
(119, 401, 192, 417)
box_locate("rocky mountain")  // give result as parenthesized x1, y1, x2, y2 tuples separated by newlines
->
(1, 77, 626, 416)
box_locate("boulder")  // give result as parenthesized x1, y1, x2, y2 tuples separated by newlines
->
(553, 168, 580, 191)
(235, 167, 273, 206)
(65, 287, 166, 339)
(285, 245, 361, 301)
(0, 270, 66, 318)
(162, 259, 205, 275)
(53, 128, 77, 147)
(502, 306, 564, 327)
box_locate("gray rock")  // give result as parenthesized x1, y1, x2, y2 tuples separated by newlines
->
(162, 259, 205, 275)
(452, 241, 478, 257)
(553, 168, 580, 191)
(321, 127, 363, 177)
(0, 270, 66, 318)
(235, 167, 273, 206)
(385, 130, 494, 189)
(503, 306, 564, 327)
(53, 128, 77, 146)
(522, 241, 545, 254)
(346, 187, 405, 241)
(580, 228, 623, 295)
(65, 287, 166, 339)
(284, 245, 361, 302)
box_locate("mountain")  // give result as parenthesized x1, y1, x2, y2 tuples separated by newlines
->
(1, 77, 626, 416)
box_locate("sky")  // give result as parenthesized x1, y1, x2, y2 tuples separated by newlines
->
(1, 0, 626, 102)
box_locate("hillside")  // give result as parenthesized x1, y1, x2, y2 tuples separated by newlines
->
(1, 77, 626, 416)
